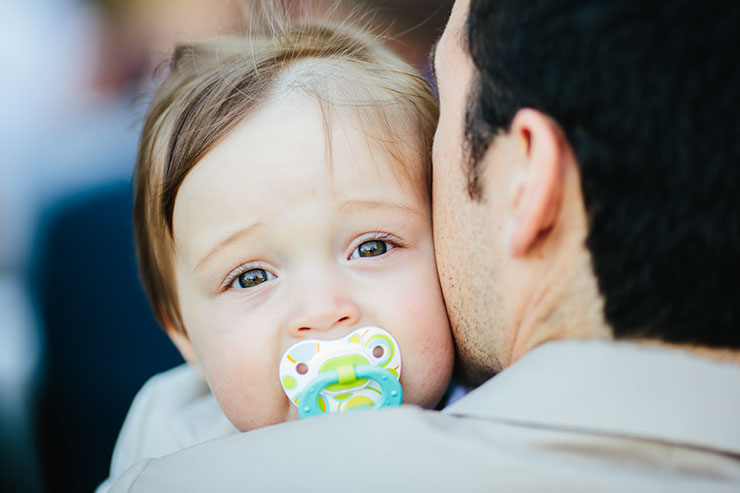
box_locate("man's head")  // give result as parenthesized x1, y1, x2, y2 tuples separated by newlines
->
(432, 0, 740, 385)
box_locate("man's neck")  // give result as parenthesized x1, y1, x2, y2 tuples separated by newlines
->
(510, 253, 612, 365)
(507, 234, 740, 369)
(638, 339, 740, 366)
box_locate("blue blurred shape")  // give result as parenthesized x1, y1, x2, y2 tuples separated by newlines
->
(33, 182, 183, 493)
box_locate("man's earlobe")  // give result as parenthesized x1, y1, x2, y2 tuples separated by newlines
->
(507, 109, 566, 257)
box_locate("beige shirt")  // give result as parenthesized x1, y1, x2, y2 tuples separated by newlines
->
(111, 340, 740, 492)
(97, 364, 238, 492)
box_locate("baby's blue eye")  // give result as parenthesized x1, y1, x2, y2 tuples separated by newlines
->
(232, 268, 275, 289)
(350, 240, 391, 259)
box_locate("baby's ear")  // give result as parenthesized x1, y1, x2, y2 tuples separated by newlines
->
(161, 311, 205, 380)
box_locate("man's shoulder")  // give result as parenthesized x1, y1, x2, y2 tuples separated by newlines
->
(447, 340, 740, 455)
(114, 363, 212, 446)
(110, 342, 740, 492)
(112, 402, 740, 492)
(107, 364, 236, 482)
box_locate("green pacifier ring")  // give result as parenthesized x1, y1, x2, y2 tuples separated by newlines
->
(297, 365, 402, 419)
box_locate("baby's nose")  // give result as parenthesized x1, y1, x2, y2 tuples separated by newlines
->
(287, 296, 360, 337)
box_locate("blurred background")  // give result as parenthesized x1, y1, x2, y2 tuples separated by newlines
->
(0, 1, 453, 491)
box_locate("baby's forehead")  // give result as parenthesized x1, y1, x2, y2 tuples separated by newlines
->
(172, 96, 432, 262)
(186, 91, 429, 206)
(264, 67, 432, 200)
(327, 102, 429, 197)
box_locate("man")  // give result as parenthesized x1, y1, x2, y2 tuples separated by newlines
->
(111, 0, 740, 490)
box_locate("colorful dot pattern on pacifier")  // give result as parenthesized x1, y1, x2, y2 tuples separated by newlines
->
(279, 327, 402, 417)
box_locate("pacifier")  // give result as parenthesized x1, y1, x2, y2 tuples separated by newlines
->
(279, 326, 402, 419)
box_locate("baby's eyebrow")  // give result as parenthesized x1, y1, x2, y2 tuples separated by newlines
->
(195, 221, 264, 272)
(339, 200, 425, 219)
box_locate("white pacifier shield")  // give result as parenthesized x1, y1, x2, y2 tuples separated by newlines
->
(279, 326, 402, 414)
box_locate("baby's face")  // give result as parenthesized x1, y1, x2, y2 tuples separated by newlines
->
(170, 94, 454, 431)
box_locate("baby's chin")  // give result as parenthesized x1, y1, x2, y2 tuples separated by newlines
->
(404, 389, 446, 411)
(227, 399, 300, 432)
(399, 371, 452, 410)
(229, 381, 446, 432)
(284, 403, 300, 423)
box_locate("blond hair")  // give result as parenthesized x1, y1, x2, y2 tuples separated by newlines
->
(133, 15, 438, 333)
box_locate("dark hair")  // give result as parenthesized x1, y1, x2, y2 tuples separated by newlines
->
(464, 0, 740, 348)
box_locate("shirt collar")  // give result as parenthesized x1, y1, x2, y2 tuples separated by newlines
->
(445, 340, 740, 455)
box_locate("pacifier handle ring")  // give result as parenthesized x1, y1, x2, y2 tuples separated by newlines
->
(297, 365, 402, 419)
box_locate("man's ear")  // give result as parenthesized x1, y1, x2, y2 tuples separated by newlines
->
(507, 108, 567, 257)
(161, 310, 204, 377)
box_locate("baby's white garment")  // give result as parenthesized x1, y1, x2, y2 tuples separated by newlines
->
(96, 364, 238, 492)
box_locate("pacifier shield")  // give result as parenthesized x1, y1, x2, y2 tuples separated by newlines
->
(279, 327, 402, 417)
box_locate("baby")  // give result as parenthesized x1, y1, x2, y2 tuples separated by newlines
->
(99, 12, 455, 490)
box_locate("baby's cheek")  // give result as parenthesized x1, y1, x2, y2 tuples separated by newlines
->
(411, 332, 454, 380)
(198, 343, 283, 431)
(398, 314, 454, 406)
(210, 370, 291, 432)
(401, 295, 451, 349)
